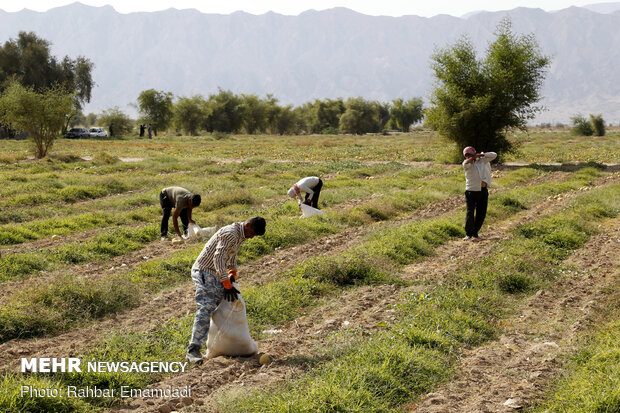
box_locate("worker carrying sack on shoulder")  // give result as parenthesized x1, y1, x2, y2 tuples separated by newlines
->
(205, 286, 257, 359)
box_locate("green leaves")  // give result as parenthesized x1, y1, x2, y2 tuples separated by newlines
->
(427, 18, 550, 159)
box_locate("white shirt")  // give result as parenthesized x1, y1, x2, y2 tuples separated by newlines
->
(462, 152, 497, 191)
(289, 176, 320, 202)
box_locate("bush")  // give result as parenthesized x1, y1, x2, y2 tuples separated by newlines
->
(97, 107, 134, 136)
(571, 114, 594, 136)
(589, 114, 605, 136)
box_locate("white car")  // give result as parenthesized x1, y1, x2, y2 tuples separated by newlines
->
(89, 127, 108, 137)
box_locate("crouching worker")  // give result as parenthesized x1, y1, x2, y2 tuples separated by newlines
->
(287, 176, 323, 209)
(186, 216, 267, 364)
(160, 186, 201, 241)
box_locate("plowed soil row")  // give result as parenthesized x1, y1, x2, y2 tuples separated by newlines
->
(411, 218, 619, 413)
(0, 193, 463, 372)
(109, 175, 618, 412)
(0, 169, 583, 374)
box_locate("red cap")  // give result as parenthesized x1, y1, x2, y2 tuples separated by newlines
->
(463, 146, 476, 157)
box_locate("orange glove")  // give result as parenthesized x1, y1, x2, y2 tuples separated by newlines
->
(222, 277, 239, 302)
(228, 269, 237, 281)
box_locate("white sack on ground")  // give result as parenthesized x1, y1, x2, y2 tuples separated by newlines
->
(187, 223, 201, 240)
(205, 291, 257, 359)
(199, 226, 217, 240)
(300, 203, 326, 218)
(187, 223, 217, 241)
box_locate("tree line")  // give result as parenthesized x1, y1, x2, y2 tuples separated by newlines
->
(86, 90, 424, 138)
(2, 19, 556, 161)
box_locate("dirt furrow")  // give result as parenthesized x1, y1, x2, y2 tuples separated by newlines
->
(110, 175, 618, 412)
(0, 232, 186, 302)
(410, 217, 619, 413)
(0, 194, 464, 373)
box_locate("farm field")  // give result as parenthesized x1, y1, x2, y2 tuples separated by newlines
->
(0, 131, 618, 413)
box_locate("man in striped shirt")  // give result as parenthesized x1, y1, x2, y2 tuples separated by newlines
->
(186, 216, 266, 364)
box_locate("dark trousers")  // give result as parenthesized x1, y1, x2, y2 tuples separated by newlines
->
(304, 179, 323, 209)
(465, 187, 488, 237)
(160, 192, 189, 237)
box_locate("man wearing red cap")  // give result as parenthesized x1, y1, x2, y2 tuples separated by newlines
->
(462, 146, 497, 240)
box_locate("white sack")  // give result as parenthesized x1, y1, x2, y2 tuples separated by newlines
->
(300, 203, 327, 218)
(187, 223, 201, 240)
(205, 291, 257, 359)
(199, 226, 217, 240)
(187, 223, 217, 241)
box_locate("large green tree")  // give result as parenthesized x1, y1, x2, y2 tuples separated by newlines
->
(173, 95, 206, 136)
(0, 31, 94, 132)
(239, 94, 268, 134)
(203, 89, 243, 133)
(137, 89, 174, 136)
(339, 97, 381, 135)
(97, 107, 134, 136)
(426, 19, 549, 159)
(300, 98, 345, 134)
(390, 97, 423, 132)
(0, 81, 73, 158)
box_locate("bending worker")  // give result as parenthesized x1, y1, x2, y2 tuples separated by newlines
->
(186, 216, 267, 364)
(462, 146, 497, 240)
(287, 176, 323, 209)
(160, 186, 201, 240)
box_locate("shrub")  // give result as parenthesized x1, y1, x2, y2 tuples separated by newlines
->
(589, 114, 605, 136)
(571, 114, 594, 136)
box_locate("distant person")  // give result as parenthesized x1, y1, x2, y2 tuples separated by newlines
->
(160, 186, 201, 241)
(109, 123, 114, 137)
(139, 124, 145, 137)
(287, 176, 323, 209)
(186, 216, 267, 364)
(462, 146, 497, 240)
(148, 123, 153, 139)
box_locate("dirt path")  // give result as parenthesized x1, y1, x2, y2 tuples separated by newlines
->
(410, 217, 619, 413)
(107, 176, 618, 413)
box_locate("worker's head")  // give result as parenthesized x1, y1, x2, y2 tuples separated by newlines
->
(191, 194, 201, 207)
(463, 146, 476, 158)
(287, 185, 299, 198)
(244, 216, 266, 238)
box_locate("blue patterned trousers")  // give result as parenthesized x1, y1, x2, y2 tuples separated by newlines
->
(188, 268, 224, 350)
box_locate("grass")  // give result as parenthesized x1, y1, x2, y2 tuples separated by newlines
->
(0, 167, 598, 343)
(532, 318, 620, 412)
(0, 225, 160, 282)
(0, 374, 95, 412)
(0, 132, 617, 412)
(7, 175, 611, 411)
(214, 181, 618, 412)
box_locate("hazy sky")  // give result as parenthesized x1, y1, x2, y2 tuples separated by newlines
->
(0, 0, 604, 17)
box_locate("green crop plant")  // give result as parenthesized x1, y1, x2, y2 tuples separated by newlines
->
(0, 274, 138, 342)
(532, 318, 620, 412)
(0, 225, 160, 282)
(217, 180, 618, 413)
(0, 373, 94, 412)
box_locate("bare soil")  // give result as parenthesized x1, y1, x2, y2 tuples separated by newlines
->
(409, 217, 619, 413)
(106, 175, 619, 413)
(1, 171, 615, 413)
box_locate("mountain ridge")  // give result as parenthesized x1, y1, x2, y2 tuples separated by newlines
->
(1, 3, 619, 124)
